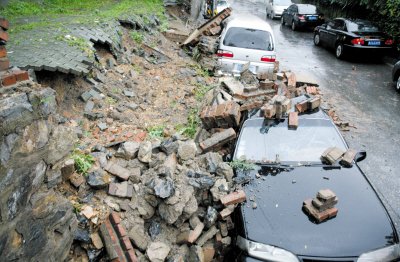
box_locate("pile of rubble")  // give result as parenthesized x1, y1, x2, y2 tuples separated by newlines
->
(303, 189, 339, 223)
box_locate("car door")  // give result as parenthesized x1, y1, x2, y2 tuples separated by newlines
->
(286, 4, 296, 24)
(324, 20, 341, 49)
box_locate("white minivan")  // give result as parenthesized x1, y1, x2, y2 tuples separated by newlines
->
(216, 15, 276, 75)
(266, 0, 293, 19)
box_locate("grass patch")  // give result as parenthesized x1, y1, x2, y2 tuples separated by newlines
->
(55, 35, 94, 58)
(229, 158, 256, 172)
(189, 64, 210, 78)
(105, 97, 117, 105)
(147, 125, 165, 139)
(130, 31, 144, 44)
(71, 150, 95, 175)
(176, 108, 200, 139)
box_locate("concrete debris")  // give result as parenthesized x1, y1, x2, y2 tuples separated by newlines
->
(321, 147, 345, 165)
(146, 242, 171, 262)
(199, 128, 236, 152)
(108, 181, 133, 198)
(177, 140, 197, 161)
(340, 149, 357, 167)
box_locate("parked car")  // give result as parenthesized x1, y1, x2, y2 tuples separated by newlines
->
(314, 18, 395, 59)
(232, 96, 400, 261)
(392, 60, 400, 91)
(281, 4, 324, 31)
(216, 0, 230, 14)
(216, 15, 276, 75)
(266, 0, 292, 20)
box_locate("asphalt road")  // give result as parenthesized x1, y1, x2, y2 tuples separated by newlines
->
(229, 0, 400, 235)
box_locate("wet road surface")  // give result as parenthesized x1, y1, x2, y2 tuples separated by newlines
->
(230, 0, 400, 235)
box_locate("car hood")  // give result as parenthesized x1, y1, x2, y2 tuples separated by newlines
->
(238, 165, 397, 258)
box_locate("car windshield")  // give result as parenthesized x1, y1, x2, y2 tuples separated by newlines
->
(274, 0, 292, 6)
(223, 27, 274, 51)
(346, 20, 379, 33)
(298, 5, 317, 14)
(234, 118, 347, 162)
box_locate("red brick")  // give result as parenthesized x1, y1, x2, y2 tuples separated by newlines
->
(0, 28, 9, 42)
(126, 249, 138, 262)
(1, 73, 16, 86)
(120, 236, 133, 251)
(306, 86, 318, 95)
(295, 100, 308, 113)
(288, 112, 298, 129)
(115, 223, 127, 238)
(0, 46, 6, 58)
(112, 243, 127, 262)
(199, 128, 236, 152)
(0, 18, 9, 30)
(215, 103, 227, 127)
(287, 72, 296, 88)
(303, 199, 338, 223)
(0, 57, 10, 71)
(309, 96, 321, 110)
(105, 220, 119, 244)
(220, 190, 246, 206)
(14, 70, 29, 81)
(110, 212, 121, 226)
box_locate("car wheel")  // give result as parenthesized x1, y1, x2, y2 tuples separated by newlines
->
(335, 43, 344, 59)
(271, 11, 275, 19)
(281, 16, 285, 25)
(291, 21, 296, 31)
(314, 33, 321, 46)
(396, 76, 400, 91)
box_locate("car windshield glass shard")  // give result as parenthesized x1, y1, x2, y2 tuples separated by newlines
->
(347, 20, 379, 33)
(223, 27, 274, 51)
(235, 118, 347, 162)
(275, 0, 292, 5)
(217, 0, 228, 7)
(298, 5, 316, 14)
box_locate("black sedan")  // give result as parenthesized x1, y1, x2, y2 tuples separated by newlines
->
(231, 97, 400, 261)
(281, 4, 324, 31)
(314, 18, 395, 59)
(393, 60, 400, 91)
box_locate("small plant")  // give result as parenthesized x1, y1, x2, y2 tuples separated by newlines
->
(71, 150, 95, 175)
(105, 97, 117, 105)
(194, 83, 214, 101)
(56, 35, 94, 58)
(229, 158, 256, 172)
(148, 125, 165, 139)
(189, 64, 209, 78)
(192, 46, 201, 62)
(72, 202, 83, 214)
(130, 31, 144, 44)
(177, 108, 200, 139)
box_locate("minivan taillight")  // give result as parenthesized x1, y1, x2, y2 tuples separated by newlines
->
(217, 50, 234, 58)
(261, 55, 276, 62)
(298, 15, 305, 20)
(351, 38, 365, 45)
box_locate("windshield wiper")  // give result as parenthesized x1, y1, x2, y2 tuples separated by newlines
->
(302, 163, 342, 169)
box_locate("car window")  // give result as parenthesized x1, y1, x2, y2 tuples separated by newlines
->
(327, 21, 335, 30)
(298, 5, 316, 14)
(217, 0, 228, 6)
(288, 5, 295, 12)
(223, 27, 274, 51)
(275, 0, 292, 5)
(332, 19, 345, 30)
(235, 118, 347, 162)
(346, 20, 379, 33)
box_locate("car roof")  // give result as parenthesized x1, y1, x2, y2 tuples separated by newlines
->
(294, 3, 316, 7)
(225, 14, 273, 32)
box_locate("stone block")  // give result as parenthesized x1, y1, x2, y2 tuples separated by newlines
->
(261, 103, 275, 119)
(220, 190, 246, 206)
(176, 230, 190, 244)
(108, 181, 133, 198)
(91, 232, 104, 249)
(188, 222, 205, 244)
(69, 173, 85, 188)
(105, 162, 130, 180)
(321, 147, 345, 164)
(203, 244, 215, 262)
(340, 149, 357, 167)
(196, 226, 219, 246)
(199, 128, 236, 152)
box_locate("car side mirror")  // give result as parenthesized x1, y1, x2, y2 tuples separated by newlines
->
(355, 151, 367, 163)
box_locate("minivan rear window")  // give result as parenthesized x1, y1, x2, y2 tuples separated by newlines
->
(223, 27, 274, 51)
(298, 5, 317, 14)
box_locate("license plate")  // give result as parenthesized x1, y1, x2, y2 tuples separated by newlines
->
(368, 41, 380, 46)
(308, 16, 317, 20)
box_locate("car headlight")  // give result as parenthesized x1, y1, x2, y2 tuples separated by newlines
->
(357, 244, 400, 262)
(237, 235, 299, 262)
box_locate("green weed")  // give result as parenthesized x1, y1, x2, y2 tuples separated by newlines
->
(177, 108, 200, 139)
(229, 158, 256, 172)
(55, 35, 94, 58)
(148, 125, 165, 139)
(194, 83, 214, 101)
(71, 151, 95, 175)
(130, 31, 144, 44)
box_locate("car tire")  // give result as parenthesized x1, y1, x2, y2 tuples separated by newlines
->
(291, 21, 296, 31)
(335, 43, 345, 59)
(271, 11, 275, 19)
(281, 16, 285, 25)
(314, 33, 321, 46)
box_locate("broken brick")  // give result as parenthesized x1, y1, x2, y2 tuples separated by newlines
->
(14, 70, 29, 82)
(0, 28, 9, 42)
(317, 189, 336, 201)
(312, 197, 338, 212)
(110, 212, 121, 226)
(1, 72, 16, 86)
(219, 205, 234, 219)
(306, 86, 318, 95)
(188, 222, 205, 243)
(220, 190, 246, 206)
(295, 100, 308, 113)
(340, 149, 357, 167)
(321, 147, 345, 164)
(105, 162, 130, 180)
(121, 236, 133, 251)
(0, 46, 6, 58)
(287, 72, 296, 88)
(308, 96, 321, 110)
(288, 112, 298, 129)
(199, 128, 236, 152)
(108, 181, 133, 198)
(0, 57, 10, 71)
(261, 104, 275, 119)
(303, 199, 338, 223)
(69, 173, 85, 188)
(203, 244, 215, 262)
(91, 232, 104, 249)
(126, 249, 138, 262)
(0, 18, 9, 30)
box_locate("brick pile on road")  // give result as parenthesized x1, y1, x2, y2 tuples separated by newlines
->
(0, 17, 30, 87)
